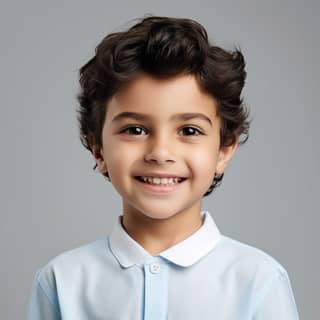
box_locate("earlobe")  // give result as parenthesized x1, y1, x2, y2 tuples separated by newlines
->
(96, 159, 108, 174)
(92, 146, 108, 174)
(216, 141, 238, 174)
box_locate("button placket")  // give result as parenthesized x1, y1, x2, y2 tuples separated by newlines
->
(143, 258, 168, 320)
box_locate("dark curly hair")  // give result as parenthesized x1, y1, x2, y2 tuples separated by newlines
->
(76, 15, 250, 197)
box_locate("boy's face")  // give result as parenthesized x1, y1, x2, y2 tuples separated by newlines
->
(94, 73, 237, 221)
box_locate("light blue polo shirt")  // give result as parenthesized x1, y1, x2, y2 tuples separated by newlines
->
(27, 210, 299, 319)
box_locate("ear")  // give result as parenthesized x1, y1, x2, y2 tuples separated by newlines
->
(91, 145, 108, 174)
(215, 139, 239, 175)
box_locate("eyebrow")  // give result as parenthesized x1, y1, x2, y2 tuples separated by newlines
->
(111, 112, 213, 126)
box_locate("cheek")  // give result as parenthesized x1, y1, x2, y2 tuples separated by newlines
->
(190, 145, 219, 180)
(103, 144, 132, 192)
(191, 143, 219, 167)
(104, 141, 142, 175)
(106, 143, 131, 166)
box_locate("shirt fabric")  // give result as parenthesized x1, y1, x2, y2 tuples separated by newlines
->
(27, 210, 300, 319)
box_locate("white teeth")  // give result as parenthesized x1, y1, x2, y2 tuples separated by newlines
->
(140, 176, 182, 185)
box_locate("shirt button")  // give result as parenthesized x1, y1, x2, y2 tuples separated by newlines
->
(149, 263, 161, 274)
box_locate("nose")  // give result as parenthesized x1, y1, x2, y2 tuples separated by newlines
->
(144, 132, 176, 165)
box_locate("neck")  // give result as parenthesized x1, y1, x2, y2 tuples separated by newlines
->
(121, 205, 204, 256)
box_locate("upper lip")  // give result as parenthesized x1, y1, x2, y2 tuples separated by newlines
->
(135, 173, 187, 178)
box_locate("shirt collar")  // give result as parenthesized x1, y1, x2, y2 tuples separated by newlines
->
(108, 210, 221, 268)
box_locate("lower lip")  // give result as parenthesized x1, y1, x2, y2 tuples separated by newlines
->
(134, 178, 186, 194)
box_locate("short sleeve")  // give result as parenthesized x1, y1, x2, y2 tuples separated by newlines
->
(253, 269, 300, 320)
(26, 270, 61, 320)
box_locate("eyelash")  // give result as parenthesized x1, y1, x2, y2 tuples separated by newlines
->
(120, 125, 204, 136)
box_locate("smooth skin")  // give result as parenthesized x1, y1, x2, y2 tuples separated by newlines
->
(92, 73, 238, 256)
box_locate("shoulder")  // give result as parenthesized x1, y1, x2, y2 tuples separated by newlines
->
(46, 238, 108, 267)
(212, 236, 299, 317)
(34, 238, 110, 291)
(212, 235, 289, 283)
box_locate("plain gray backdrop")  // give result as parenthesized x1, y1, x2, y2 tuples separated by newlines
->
(1, 0, 319, 319)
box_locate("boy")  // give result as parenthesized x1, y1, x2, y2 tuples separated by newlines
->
(27, 15, 300, 319)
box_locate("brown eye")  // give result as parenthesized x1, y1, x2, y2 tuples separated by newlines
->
(180, 127, 203, 136)
(121, 126, 147, 135)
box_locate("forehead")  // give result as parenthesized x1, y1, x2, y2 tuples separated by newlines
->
(105, 73, 219, 122)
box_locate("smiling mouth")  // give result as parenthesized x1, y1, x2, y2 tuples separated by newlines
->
(134, 176, 187, 185)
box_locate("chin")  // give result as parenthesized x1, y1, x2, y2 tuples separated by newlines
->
(140, 211, 176, 221)
(145, 214, 173, 220)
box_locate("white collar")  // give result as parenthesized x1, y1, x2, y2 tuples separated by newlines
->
(109, 210, 221, 268)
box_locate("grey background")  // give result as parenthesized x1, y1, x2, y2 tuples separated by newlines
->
(1, 0, 319, 319)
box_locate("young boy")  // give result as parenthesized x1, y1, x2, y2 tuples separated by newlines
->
(27, 15, 300, 319)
